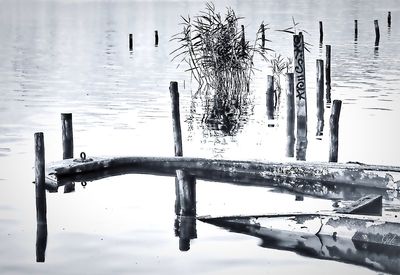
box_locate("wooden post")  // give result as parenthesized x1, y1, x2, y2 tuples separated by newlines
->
(293, 32, 308, 161)
(129, 34, 133, 51)
(388, 12, 391, 28)
(241, 25, 246, 56)
(354, 20, 358, 41)
(175, 215, 197, 251)
(266, 75, 274, 121)
(316, 59, 324, 136)
(154, 30, 159, 47)
(61, 113, 73, 159)
(325, 45, 332, 104)
(329, 100, 342, 162)
(374, 20, 380, 46)
(170, 82, 196, 216)
(260, 23, 266, 49)
(285, 73, 295, 157)
(35, 132, 47, 262)
(319, 21, 323, 44)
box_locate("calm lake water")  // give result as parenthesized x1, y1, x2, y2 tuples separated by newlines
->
(1, 0, 400, 274)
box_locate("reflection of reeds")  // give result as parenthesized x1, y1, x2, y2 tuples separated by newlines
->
(171, 2, 266, 98)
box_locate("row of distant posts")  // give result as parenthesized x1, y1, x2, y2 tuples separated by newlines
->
(129, 30, 159, 51)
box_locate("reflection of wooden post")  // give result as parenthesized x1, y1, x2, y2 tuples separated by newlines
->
(354, 20, 358, 41)
(155, 30, 159, 47)
(329, 100, 342, 162)
(285, 73, 295, 157)
(374, 20, 380, 46)
(319, 21, 323, 44)
(325, 45, 332, 104)
(35, 132, 47, 262)
(61, 113, 73, 159)
(129, 34, 133, 51)
(388, 12, 391, 28)
(293, 32, 308, 161)
(260, 23, 266, 49)
(174, 215, 197, 252)
(170, 82, 196, 216)
(316, 59, 324, 136)
(266, 75, 274, 120)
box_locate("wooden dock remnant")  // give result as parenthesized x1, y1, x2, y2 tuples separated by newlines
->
(354, 20, 358, 41)
(285, 73, 295, 157)
(316, 59, 324, 136)
(266, 75, 275, 122)
(155, 30, 159, 47)
(61, 113, 73, 159)
(388, 11, 392, 28)
(293, 32, 308, 160)
(329, 100, 342, 162)
(336, 195, 382, 216)
(129, 34, 133, 51)
(374, 20, 380, 46)
(319, 21, 323, 44)
(170, 82, 196, 216)
(260, 23, 266, 49)
(325, 45, 332, 104)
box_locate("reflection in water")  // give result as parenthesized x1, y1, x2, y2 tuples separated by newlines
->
(200, 216, 400, 275)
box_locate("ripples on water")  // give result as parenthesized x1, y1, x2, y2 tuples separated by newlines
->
(0, 0, 399, 274)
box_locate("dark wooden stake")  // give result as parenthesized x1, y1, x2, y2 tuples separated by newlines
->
(260, 23, 266, 49)
(354, 20, 358, 41)
(154, 30, 159, 47)
(129, 34, 133, 51)
(319, 21, 323, 44)
(325, 45, 332, 104)
(316, 59, 324, 136)
(374, 20, 380, 46)
(388, 12, 391, 28)
(35, 132, 47, 262)
(266, 75, 275, 120)
(241, 25, 246, 56)
(61, 113, 73, 159)
(329, 100, 342, 162)
(293, 32, 308, 161)
(170, 82, 196, 216)
(175, 215, 197, 251)
(285, 73, 295, 157)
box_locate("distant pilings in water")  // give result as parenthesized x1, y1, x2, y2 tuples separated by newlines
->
(325, 45, 332, 105)
(293, 32, 308, 161)
(129, 34, 133, 51)
(61, 113, 73, 160)
(374, 20, 380, 46)
(155, 30, 159, 47)
(319, 21, 323, 44)
(316, 59, 324, 136)
(329, 100, 342, 162)
(354, 20, 358, 41)
(34, 132, 48, 262)
(260, 23, 266, 49)
(285, 73, 295, 157)
(388, 11, 392, 28)
(266, 75, 275, 124)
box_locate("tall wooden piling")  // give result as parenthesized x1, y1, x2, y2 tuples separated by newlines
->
(329, 100, 342, 162)
(325, 45, 332, 104)
(316, 59, 324, 136)
(266, 75, 275, 121)
(170, 82, 196, 216)
(285, 73, 295, 157)
(354, 20, 358, 40)
(388, 12, 391, 28)
(374, 20, 380, 46)
(175, 215, 197, 251)
(260, 23, 266, 49)
(293, 32, 308, 161)
(35, 132, 47, 262)
(61, 113, 73, 159)
(129, 34, 133, 51)
(155, 30, 159, 47)
(241, 25, 246, 56)
(319, 21, 323, 44)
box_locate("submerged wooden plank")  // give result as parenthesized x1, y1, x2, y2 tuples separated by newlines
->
(336, 195, 382, 216)
(199, 213, 400, 274)
(45, 156, 400, 191)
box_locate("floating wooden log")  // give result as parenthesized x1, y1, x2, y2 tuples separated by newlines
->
(199, 213, 400, 274)
(336, 195, 382, 216)
(45, 156, 400, 193)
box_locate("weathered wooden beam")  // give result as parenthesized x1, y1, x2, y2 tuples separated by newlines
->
(336, 195, 382, 216)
